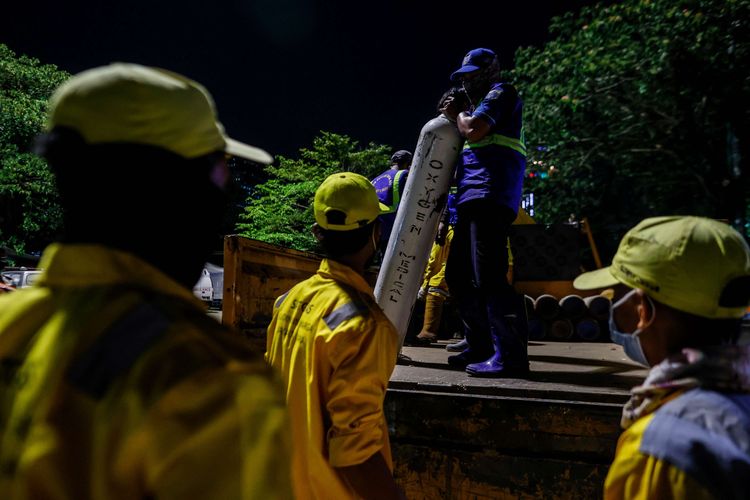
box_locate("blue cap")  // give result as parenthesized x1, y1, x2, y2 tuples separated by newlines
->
(450, 48, 497, 82)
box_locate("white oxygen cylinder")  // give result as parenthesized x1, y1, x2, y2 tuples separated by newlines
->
(374, 115, 462, 347)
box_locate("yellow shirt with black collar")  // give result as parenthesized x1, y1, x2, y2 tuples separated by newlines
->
(265, 258, 399, 500)
(0, 243, 292, 500)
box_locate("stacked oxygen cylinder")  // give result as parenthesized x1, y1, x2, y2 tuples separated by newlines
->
(524, 293, 612, 342)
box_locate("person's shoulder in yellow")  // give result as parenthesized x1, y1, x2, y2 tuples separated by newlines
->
(266, 172, 404, 500)
(604, 411, 714, 499)
(576, 216, 750, 500)
(0, 63, 291, 500)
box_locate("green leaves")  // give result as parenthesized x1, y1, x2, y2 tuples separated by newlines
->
(0, 44, 69, 254)
(512, 0, 750, 252)
(236, 132, 390, 251)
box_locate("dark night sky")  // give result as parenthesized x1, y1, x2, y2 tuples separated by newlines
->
(2, 0, 597, 159)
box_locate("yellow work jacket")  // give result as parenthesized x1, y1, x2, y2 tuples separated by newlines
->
(0, 244, 292, 500)
(422, 226, 454, 296)
(605, 388, 750, 499)
(265, 258, 399, 500)
(604, 412, 714, 500)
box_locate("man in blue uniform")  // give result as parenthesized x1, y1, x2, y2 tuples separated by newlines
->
(440, 48, 528, 377)
(371, 150, 412, 252)
(575, 216, 750, 499)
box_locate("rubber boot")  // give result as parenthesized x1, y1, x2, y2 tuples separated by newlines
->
(445, 292, 493, 369)
(447, 346, 494, 369)
(446, 322, 493, 369)
(446, 338, 469, 352)
(414, 294, 444, 345)
(466, 295, 529, 377)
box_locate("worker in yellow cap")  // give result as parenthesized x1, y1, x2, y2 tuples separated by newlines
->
(0, 64, 291, 499)
(266, 172, 404, 499)
(575, 216, 750, 500)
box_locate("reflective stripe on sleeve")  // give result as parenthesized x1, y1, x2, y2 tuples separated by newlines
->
(464, 131, 527, 156)
(275, 291, 290, 309)
(67, 303, 169, 399)
(324, 302, 369, 331)
(640, 390, 750, 499)
(391, 170, 406, 211)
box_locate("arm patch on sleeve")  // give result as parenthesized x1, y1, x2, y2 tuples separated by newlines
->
(324, 301, 369, 331)
(274, 291, 290, 309)
(67, 302, 169, 399)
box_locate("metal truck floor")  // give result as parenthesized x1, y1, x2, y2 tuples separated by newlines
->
(392, 341, 646, 405)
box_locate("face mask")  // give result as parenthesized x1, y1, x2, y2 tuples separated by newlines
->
(462, 79, 483, 105)
(608, 289, 656, 366)
(462, 64, 494, 100)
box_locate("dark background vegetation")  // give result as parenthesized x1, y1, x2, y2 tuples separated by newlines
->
(1, 0, 747, 263)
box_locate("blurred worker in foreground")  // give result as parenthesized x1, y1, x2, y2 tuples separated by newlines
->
(371, 150, 413, 252)
(266, 172, 404, 499)
(440, 48, 529, 377)
(0, 64, 291, 499)
(575, 216, 750, 499)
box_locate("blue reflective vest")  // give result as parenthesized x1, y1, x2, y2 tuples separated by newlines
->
(371, 168, 408, 246)
(457, 82, 525, 213)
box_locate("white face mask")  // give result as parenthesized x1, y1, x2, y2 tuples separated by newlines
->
(608, 289, 656, 366)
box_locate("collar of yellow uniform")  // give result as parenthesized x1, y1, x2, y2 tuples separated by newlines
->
(36, 243, 203, 306)
(318, 258, 374, 297)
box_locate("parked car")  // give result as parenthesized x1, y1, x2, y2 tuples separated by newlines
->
(1, 268, 43, 289)
(204, 262, 224, 309)
(192, 268, 213, 305)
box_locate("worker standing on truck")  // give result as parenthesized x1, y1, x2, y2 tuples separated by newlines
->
(575, 216, 750, 499)
(266, 172, 404, 500)
(371, 150, 413, 252)
(440, 48, 529, 377)
(0, 63, 292, 499)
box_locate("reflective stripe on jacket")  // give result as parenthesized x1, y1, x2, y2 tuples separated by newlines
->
(456, 82, 526, 211)
(463, 128, 526, 156)
(372, 168, 407, 213)
(604, 389, 750, 499)
(265, 258, 399, 500)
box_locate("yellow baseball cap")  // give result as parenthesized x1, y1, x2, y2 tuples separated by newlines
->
(314, 172, 389, 231)
(47, 63, 273, 164)
(574, 216, 750, 319)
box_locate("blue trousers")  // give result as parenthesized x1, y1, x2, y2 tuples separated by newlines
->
(445, 199, 528, 367)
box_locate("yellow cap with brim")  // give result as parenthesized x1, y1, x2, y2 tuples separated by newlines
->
(314, 172, 389, 231)
(574, 216, 750, 319)
(47, 63, 273, 164)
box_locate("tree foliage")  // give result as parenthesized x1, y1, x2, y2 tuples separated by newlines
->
(236, 131, 391, 251)
(222, 156, 270, 237)
(0, 44, 68, 254)
(511, 0, 750, 252)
